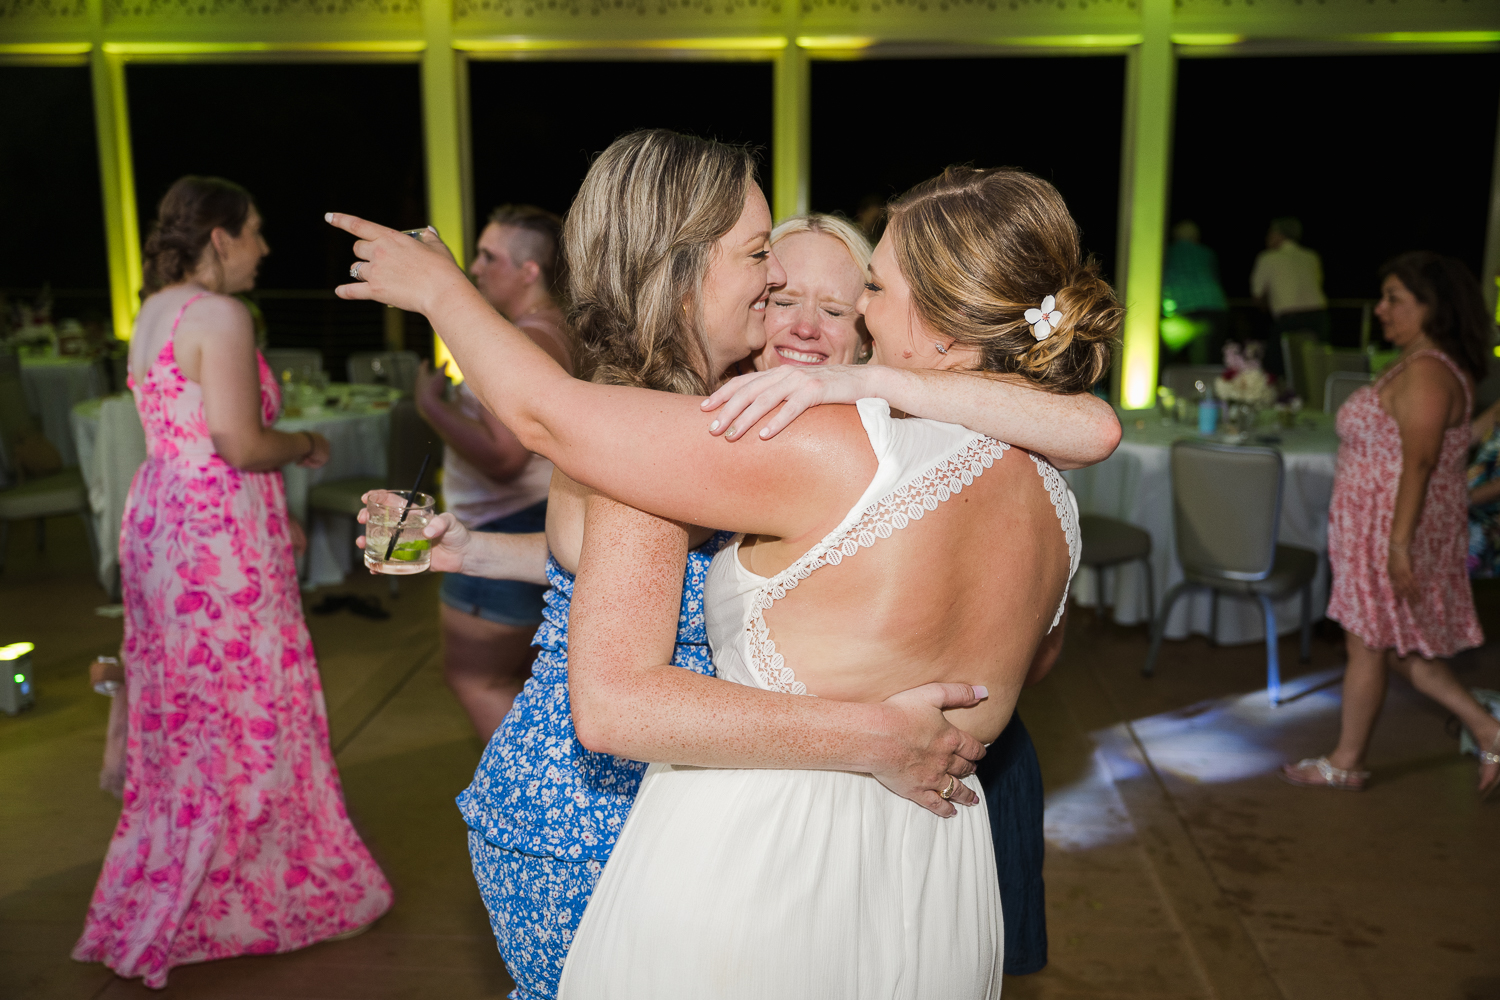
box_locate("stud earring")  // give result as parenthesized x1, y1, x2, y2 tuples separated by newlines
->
(934, 342, 949, 355)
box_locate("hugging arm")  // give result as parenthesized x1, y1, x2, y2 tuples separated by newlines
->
(331, 215, 866, 540)
(703, 365, 1121, 470)
(567, 494, 987, 818)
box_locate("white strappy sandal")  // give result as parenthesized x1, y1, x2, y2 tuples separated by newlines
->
(1279, 756, 1370, 792)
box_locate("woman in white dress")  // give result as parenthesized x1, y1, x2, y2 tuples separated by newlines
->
(330, 162, 1118, 996)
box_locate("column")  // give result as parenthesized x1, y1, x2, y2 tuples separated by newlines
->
(421, 0, 470, 372)
(1114, 0, 1175, 408)
(91, 47, 141, 340)
(772, 41, 810, 222)
(1482, 87, 1500, 324)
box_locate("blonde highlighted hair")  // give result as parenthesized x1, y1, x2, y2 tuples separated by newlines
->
(771, 213, 872, 278)
(565, 129, 757, 396)
(887, 167, 1119, 394)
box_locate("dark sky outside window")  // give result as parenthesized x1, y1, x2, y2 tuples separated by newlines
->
(0, 67, 109, 296)
(1171, 53, 1500, 302)
(469, 60, 774, 234)
(126, 62, 426, 365)
(128, 62, 426, 291)
(811, 56, 1126, 284)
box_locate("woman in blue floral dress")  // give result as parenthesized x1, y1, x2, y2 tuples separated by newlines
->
(337, 130, 1120, 1000)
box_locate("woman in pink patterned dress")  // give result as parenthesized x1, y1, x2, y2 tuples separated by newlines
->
(73, 177, 392, 988)
(1282, 252, 1500, 796)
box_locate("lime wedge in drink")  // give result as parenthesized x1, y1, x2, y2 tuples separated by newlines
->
(389, 539, 431, 561)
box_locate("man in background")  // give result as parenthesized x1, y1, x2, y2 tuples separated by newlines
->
(1252, 216, 1329, 342)
(414, 204, 573, 740)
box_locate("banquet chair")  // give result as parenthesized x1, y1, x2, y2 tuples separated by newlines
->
(1299, 344, 1368, 412)
(347, 351, 420, 393)
(1160, 364, 1224, 401)
(0, 370, 99, 578)
(1077, 515, 1153, 625)
(307, 398, 441, 594)
(1324, 372, 1374, 415)
(263, 349, 323, 384)
(1143, 441, 1317, 706)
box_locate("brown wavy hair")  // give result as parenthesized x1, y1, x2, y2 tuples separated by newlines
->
(140, 176, 254, 298)
(564, 129, 757, 395)
(886, 166, 1119, 394)
(1378, 251, 1492, 383)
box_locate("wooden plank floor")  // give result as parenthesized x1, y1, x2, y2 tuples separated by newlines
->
(3, 514, 1498, 999)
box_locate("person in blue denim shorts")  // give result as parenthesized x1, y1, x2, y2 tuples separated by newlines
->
(414, 204, 573, 739)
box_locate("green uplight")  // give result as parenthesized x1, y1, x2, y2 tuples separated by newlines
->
(1161, 316, 1207, 352)
(0, 642, 35, 661)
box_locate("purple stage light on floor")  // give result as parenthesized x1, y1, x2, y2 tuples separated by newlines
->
(0, 642, 36, 715)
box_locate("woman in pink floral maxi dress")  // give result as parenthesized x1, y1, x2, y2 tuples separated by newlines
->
(73, 177, 392, 988)
(1281, 252, 1500, 796)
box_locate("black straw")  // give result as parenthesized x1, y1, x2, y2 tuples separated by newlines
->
(383, 453, 432, 562)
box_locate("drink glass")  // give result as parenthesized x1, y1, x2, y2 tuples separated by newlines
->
(364, 490, 436, 574)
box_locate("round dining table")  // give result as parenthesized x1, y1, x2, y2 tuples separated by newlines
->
(69, 382, 400, 592)
(22, 355, 107, 467)
(1062, 410, 1339, 645)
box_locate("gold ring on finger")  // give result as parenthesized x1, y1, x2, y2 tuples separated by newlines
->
(940, 775, 957, 800)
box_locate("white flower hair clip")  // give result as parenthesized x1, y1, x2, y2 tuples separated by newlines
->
(1024, 295, 1063, 342)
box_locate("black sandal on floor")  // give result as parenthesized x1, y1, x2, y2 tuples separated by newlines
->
(345, 595, 391, 621)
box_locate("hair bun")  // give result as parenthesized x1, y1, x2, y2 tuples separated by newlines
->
(888, 166, 1121, 395)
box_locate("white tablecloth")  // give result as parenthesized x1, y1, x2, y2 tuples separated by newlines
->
(69, 385, 396, 592)
(1062, 411, 1338, 645)
(71, 395, 147, 594)
(22, 356, 107, 467)
(279, 394, 392, 587)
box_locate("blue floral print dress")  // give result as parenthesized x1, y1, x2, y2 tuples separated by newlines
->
(458, 532, 732, 1000)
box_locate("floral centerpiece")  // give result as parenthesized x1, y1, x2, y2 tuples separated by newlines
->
(1214, 342, 1278, 434)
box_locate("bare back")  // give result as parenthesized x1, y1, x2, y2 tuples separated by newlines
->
(706, 400, 1075, 745)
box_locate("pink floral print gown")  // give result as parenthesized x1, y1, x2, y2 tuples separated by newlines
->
(73, 294, 392, 988)
(1326, 348, 1483, 659)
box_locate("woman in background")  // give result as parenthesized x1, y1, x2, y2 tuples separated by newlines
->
(75, 176, 391, 988)
(1282, 252, 1499, 796)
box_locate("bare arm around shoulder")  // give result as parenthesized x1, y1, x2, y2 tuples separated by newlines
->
(331, 216, 862, 540)
(701, 365, 1121, 470)
(1384, 356, 1465, 602)
(178, 295, 328, 472)
(568, 494, 988, 818)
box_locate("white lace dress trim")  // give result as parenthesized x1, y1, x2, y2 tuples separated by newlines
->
(744, 436, 1012, 696)
(1029, 452, 1080, 630)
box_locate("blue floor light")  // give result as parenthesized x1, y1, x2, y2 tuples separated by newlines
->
(1, 642, 36, 715)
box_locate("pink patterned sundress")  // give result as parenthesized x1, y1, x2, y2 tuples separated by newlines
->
(1326, 348, 1483, 659)
(72, 293, 392, 988)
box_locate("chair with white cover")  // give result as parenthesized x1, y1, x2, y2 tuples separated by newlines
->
(263, 349, 323, 384)
(347, 351, 420, 393)
(0, 369, 99, 578)
(1143, 441, 1317, 706)
(1324, 372, 1374, 415)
